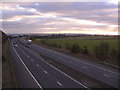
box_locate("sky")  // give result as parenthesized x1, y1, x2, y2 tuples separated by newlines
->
(0, 1, 118, 35)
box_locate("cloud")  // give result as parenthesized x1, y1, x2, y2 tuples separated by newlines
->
(18, 2, 118, 25)
(1, 2, 118, 35)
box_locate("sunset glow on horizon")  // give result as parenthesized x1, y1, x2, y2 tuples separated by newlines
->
(0, 2, 118, 35)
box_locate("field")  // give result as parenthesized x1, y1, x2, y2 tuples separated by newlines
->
(34, 36, 118, 54)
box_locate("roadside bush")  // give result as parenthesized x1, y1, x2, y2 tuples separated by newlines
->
(52, 43, 58, 48)
(94, 42, 109, 59)
(58, 45, 62, 48)
(82, 45, 89, 55)
(94, 45, 100, 58)
(101, 42, 109, 56)
(65, 43, 71, 50)
(110, 47, 117, 59)
(47, 43, 52, 47)
(70, 43, 80, 53)
(118, 48, 120, 62)
(41, 40, 46, 44)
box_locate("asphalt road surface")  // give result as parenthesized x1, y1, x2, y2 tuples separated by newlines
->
(17, 38, 120, 88)
(10, 38, 89, 89)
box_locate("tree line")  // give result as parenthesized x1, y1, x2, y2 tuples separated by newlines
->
(40, 39, 118, 60)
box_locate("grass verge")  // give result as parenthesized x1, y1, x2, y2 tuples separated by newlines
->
(33, 42, 119, 70)
(2, 41, 20, 88)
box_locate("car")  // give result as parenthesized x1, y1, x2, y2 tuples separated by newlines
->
(13, 42, 17, 44)
(27, 40, 32, 45)
(15, 44, 17, 47)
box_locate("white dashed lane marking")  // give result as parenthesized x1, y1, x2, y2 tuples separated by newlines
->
(44, 70, 48, 74)
(57, 82, 62, 86)
(12, 43, 43, 89)
(36, 64, 39, 67)
(31, 59, 33, 62)
(104, 74, 111, 78)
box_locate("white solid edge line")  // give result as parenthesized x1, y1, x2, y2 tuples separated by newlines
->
(57, 53, 118, 75)
(12, 43, 43, 89)
(39, 56, 89, 89)
(102, 62, 120, 68)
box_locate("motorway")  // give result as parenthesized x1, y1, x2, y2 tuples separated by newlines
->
(10, 38, 89, 88)
(10, 38, 119, 88)
(18, 38, 119, 88)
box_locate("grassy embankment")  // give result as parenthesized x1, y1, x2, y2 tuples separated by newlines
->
(33, 36, 119, 68)
(2, 40, 19, 88)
